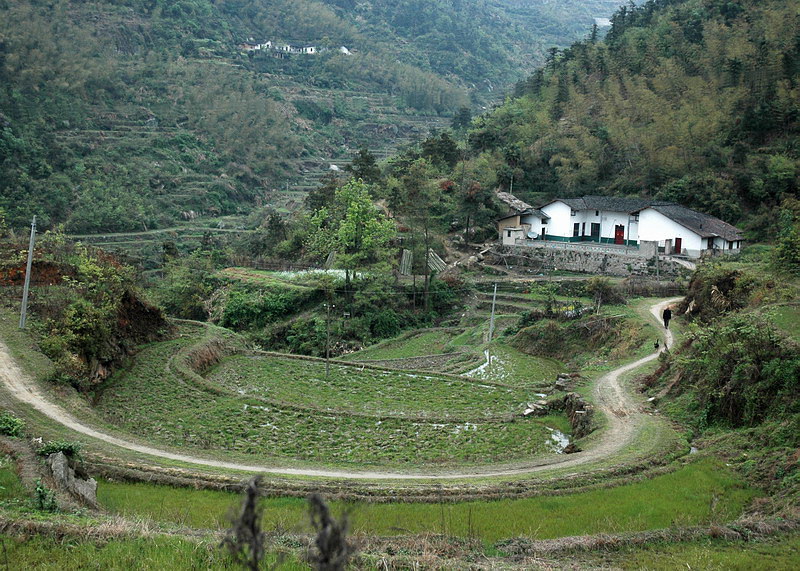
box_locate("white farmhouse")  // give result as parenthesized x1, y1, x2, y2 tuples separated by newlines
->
(634, 202, 744, 256)
(498, 193, 744, 258)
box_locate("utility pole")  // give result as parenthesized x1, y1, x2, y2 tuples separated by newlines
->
(325, 301, 335, 379)
(19, 216, 36, 329)
(488, 283, 498, 342)
(487, 283, 498, 377)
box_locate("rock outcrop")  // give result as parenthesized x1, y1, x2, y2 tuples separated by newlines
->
(46, 452, 98, 508)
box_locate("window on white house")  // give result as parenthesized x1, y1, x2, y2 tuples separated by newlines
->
(571, 210, 577, 216)
(595, 210, 599, 216)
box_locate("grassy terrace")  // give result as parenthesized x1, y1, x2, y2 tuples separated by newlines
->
(346, 329, 463, 361)
(0, 450, 775, 569)
(96, 458, 756, 541)
(207, 355, 539, 419)
(465, 343, 562, 385)
(0, 533, 303, 570)
(766, 303, 800, 341)
(90, 323, 569, 466)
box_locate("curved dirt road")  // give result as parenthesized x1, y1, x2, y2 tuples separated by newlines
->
(0, 299, 679, 480)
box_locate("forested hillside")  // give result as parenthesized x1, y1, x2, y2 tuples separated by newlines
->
(463, 0, 800, 239)
(0, 0, 622, 233)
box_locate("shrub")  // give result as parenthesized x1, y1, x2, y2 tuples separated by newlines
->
(35, 479, 58, 512)
(37, 440, 82, 459)
(370, 309, 400, 338)
(0, 411, 25, 437)
(674, 314, 800, 428)
(307, 493, 353, 570)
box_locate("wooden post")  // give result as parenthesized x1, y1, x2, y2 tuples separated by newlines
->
(19, 216, 36, 329)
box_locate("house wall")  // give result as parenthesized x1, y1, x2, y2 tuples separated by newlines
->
(502, 228, 524, 246)
(597, 210, 636, 244)
(539, 202, 637, 244)
(540, 201, 573, 238)
(638, 209, 703, 256)
(520, 214, 544, 237)
(710, 237, 743, 252)
(497, 215, 521, 240)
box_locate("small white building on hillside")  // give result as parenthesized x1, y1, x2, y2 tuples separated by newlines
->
(497, 193, 744, 258)
(496, 192, 549, 246)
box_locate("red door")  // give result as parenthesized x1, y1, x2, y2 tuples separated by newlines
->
(674, 237, 682, 254)
(614, 225, 625, 245)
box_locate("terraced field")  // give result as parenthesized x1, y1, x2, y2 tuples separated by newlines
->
(207, 354, 554, 419)
(89, 324, 569, 466)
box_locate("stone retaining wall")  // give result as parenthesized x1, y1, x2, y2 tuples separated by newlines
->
(491, 246, 683, 277)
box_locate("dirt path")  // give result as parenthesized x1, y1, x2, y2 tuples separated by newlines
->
(0, 299, 680, 481)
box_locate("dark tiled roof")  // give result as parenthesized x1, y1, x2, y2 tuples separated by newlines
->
(640, 203, 744, 241)
(496, 191, 548, 219)
(546, 195, 652, 213)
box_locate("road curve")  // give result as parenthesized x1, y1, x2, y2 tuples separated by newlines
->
(0, 299, 680, 481)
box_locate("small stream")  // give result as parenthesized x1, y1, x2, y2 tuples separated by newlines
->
(465, 349, 493, 377)
(547, 427, 570, 453)
(466, 351, 571, 454)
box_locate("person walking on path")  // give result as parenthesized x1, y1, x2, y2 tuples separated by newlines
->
(662, 307, 672, 329)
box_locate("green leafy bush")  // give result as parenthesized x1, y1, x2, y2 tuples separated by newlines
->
(369, 309, 400, 338)
(0, 411, 25, 437)
(37, 440, 83, 459)
(673, 315, 800, 429)
(220, 288, 311, 329)
(35, 479, 58, 512)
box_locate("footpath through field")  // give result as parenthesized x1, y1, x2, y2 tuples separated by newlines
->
(0, 299, 679, 480)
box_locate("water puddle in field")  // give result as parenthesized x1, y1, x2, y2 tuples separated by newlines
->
(466, 350, 491, 376)
(465, 349, 516, 382)
(467, 349, 511, 379)
(546, 427, 570, 453)
(452, 422, 478, 435)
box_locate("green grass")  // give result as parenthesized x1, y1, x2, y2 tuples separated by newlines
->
(93, 336, 567, 466)
(98, 458, 757, 542)
(0, 534, 306, 570)
(449, 326, 485, 347)
(464, 342, 563, 386)
(346, 329, 459, 360)
(0, 455, 28, 506)
(0, 307, 55, 384)
(766, 304, 800, 341)
(597, 534, 800, 570)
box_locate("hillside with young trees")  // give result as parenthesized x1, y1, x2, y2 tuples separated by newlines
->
(460, 0, 799, 240)
(0, 0, 624, 233)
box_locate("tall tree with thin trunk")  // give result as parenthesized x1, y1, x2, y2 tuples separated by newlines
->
(307, 178, 395, 307)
